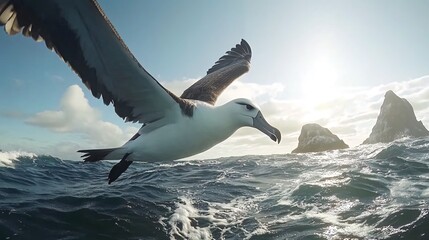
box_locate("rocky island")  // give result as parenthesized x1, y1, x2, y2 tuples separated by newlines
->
(292, 123, 349, 153)
(363, 90, 429, 144)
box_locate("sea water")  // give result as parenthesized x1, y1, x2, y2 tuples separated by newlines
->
(1, 137, 428, 239)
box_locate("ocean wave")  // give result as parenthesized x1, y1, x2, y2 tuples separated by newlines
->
(1, 137, 429, 239)
(0, 150, 37, 168)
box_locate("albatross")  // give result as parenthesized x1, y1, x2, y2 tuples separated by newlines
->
(0, 0, 281, 183)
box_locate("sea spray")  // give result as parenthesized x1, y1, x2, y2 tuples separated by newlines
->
(0, 151, 36, 167)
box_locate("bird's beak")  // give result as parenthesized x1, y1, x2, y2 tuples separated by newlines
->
(253, 111, 281, 143)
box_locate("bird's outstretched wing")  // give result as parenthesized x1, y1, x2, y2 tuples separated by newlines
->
(180, 39, 252, 105)
(0, 0, 192, 123)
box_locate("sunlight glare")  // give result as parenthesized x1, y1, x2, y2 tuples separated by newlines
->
(301, 54, 339, 103)
(298, 32, 343, 105)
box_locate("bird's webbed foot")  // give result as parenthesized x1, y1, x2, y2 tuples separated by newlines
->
(108, 153, 133, 184)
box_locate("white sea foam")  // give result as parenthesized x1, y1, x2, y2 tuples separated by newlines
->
(422, 188, 429, 198)
(0, 150, 36, 167)
(164, 194, 268, 240)
(166, 196, 212, 240)
(304, 204, 377, 239)
(390, 179, 422, 200)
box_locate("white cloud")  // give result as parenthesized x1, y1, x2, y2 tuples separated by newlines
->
(184, 76, 429, 159)
(163, 78, 284, 105)
(26, 85, 137, 152)
(22, 76, 429, 160)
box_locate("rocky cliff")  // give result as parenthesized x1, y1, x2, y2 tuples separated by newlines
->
(292, 123, 349, 153)
(363, 90, 429, 144)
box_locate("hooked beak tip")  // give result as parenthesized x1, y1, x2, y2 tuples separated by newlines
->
(275, 128, 281, 144)
(268, 129, 281, 144)
(253, 111, 282, 144)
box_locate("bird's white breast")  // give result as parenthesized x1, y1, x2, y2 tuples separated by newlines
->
(125, 103, 239, 162)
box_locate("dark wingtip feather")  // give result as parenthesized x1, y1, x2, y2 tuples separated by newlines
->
(206, 39, 252, 75)
(78, 148, 117, 162)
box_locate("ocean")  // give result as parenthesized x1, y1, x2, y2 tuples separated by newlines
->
(1, 137, 428, 240)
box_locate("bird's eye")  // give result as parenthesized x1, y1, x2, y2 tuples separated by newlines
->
(246, 104, 254, 110)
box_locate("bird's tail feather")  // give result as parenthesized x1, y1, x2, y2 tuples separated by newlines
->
(78, 148, 124, 162)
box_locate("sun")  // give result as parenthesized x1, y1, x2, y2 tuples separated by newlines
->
(297, 32, 343, 104)
(300, 54, 339, 103)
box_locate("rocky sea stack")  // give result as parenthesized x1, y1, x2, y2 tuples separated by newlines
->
(292, 123, 349, 153)
(363, 90, 429, 144)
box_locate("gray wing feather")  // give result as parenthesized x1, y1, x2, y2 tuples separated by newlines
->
(180, 39, 252, 105)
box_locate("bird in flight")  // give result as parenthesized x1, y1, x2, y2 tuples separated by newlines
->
(0, 0, 281, 184)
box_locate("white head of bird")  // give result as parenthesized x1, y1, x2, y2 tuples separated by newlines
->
(202, 98, 281, 144)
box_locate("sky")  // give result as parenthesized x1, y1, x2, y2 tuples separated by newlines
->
(0, 0, 429, 160)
